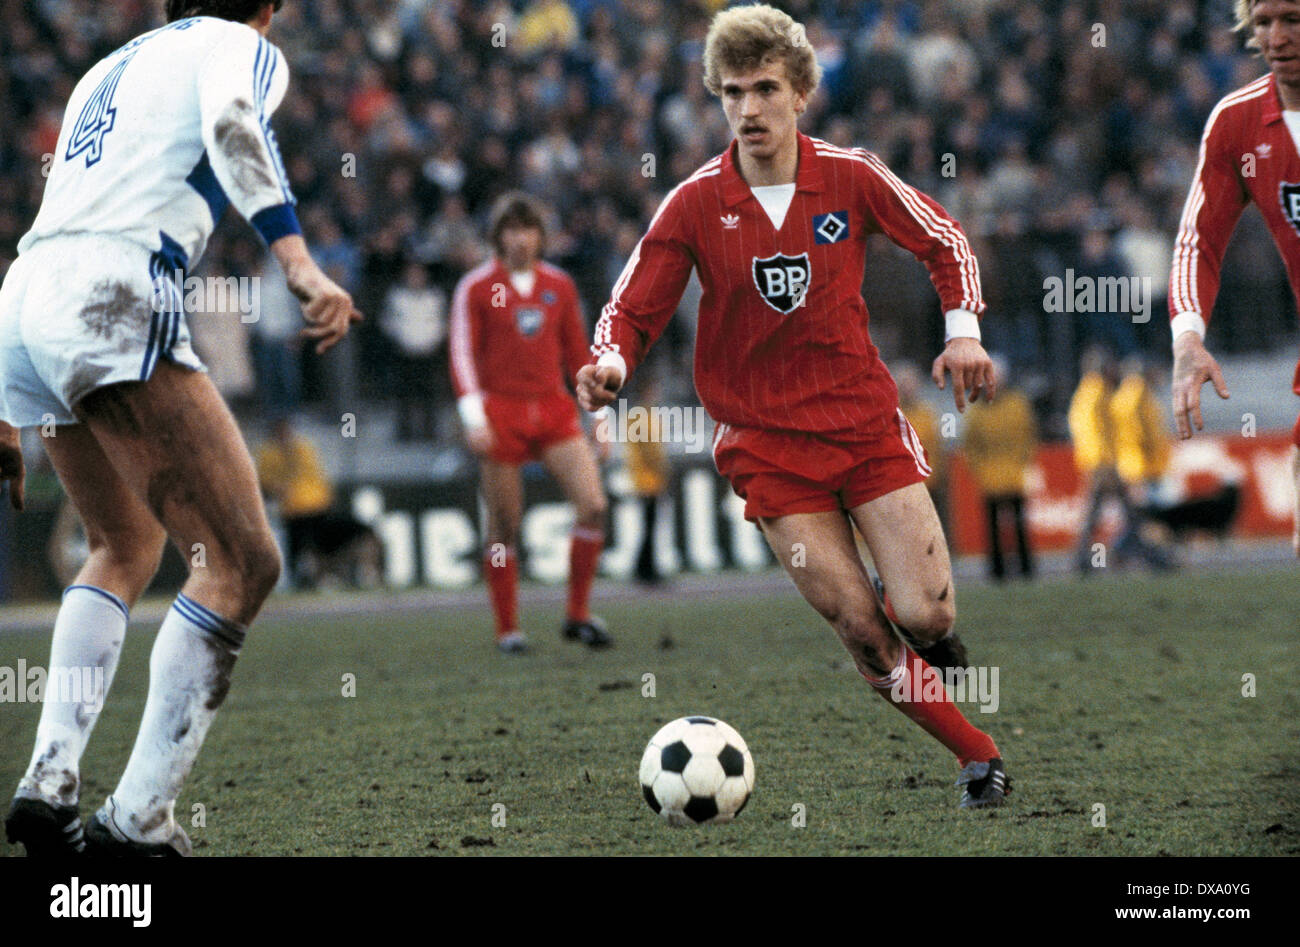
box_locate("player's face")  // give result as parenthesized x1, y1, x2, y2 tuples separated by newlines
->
(499, 223, 542, 270)
(1253, 0, 1300, 86)
(719, 61, 808, 163)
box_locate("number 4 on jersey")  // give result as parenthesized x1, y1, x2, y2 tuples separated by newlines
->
(65, 54, 135, 168)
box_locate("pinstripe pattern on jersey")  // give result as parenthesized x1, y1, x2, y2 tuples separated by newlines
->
(812, 139, 983, 312)
(1170, 75, 1272, 318)
(593, 134, 983, 437)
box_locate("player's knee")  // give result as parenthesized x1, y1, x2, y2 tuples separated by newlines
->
(576, 494, 607, 529)
(485, 501, 521, 540)
(240, 532, 282, 605)
(485, 515, 520, 547)
(894, 594, 956, 642)
(88, 518, 167, 593)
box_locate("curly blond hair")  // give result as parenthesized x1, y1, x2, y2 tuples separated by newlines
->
(702, 4, 822, 98)
(1234, 0, 1255, 41)
(1231, 0, 1299, 49)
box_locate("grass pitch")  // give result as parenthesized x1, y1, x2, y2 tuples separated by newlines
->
(1, 567, 1297, 856)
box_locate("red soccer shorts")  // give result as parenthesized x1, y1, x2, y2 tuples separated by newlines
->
(712, 408, 931, 522)
(484, 390, 583, 465)
(1292, 410, 1300, 450)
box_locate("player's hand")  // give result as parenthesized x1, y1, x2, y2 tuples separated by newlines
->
(465, 425, 494, 457)
(273, 237, 364, 355)
(931, 338, 996, 412)
(577, 363, 624, 412)
(0, 421, 25, 511)
(291, 269, 363, 355)
(1171, 331, 1229, 439)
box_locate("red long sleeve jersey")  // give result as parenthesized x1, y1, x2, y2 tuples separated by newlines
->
(1171, 74, 1300, 395)
(592, 133, 985, 436)
(450, 258, 590, 400)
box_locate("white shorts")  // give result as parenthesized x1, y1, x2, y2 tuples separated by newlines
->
(0, 233, 206, 427)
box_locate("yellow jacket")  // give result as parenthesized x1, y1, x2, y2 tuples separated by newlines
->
(625, 410, 669, 496)
(1068, 373, 1116, 473)
(1110, 374, 1171, 484)
(962, 389, 1037, 496)
(256, 436, 333, 517)
(899, 397, 944, 483)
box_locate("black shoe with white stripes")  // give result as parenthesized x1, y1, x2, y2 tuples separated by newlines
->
(957, 757, 1012, 809)
(4, 796, 86, 856)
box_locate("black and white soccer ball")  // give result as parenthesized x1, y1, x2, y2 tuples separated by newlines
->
(639, 716, 754, 826)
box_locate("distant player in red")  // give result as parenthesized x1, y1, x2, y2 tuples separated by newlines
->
(1170, 0, 1300, 556)
(450, 193, 610, 653)
(579, 5, 1010, 807)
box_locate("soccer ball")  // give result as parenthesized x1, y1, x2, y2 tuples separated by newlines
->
(639, 716, 754, 826)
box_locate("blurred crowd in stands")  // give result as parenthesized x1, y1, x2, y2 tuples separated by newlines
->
(2, 0, 1295, 443)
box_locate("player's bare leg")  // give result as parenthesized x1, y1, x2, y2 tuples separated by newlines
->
(759, 507, 1008, 807)
(541, 436, 611, 647)
(758, 510, 900, 675)
(846, 482, 967, 671)
(5, 426, 167, 854)
(69, 361, 280, 853)
(44, 425, 169, 606)
(479, 457, 527, 651)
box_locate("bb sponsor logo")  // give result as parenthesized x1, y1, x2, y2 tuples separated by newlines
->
(751, 252, 810, 314)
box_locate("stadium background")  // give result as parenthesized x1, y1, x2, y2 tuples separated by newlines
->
(0, 0, 1297, 598)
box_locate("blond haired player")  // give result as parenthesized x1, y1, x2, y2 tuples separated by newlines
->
(1170, 0, 1300, 555)
(579, 5, 1010, 807)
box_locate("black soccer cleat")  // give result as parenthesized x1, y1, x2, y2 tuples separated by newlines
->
(957, 757, 1012, 809)
(4, 796, 86, 857)
(84, 802, 191, 857)
(872, 575, 970, 673)
(562, 615, 613, 649)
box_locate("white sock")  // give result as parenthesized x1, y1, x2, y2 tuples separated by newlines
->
(18, 585, 129, 808)
(109, 594, 246, 843)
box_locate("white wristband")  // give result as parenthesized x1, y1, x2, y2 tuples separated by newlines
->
(1170, 311, 1207, 343)
(944, 308, 981, 343)
(457, 392, 487, 430)
(595, 351, 627, 391)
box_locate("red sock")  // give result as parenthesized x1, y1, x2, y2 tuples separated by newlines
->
(484, 547, 518, 639)
(566, 527, 603, 622)
(862, 644, 999, 766)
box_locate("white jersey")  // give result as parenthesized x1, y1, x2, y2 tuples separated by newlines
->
(19, 15, 298, 273)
